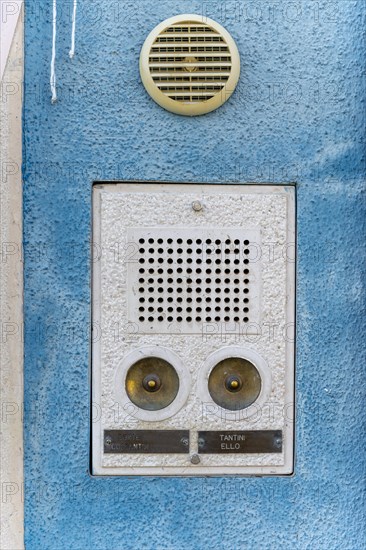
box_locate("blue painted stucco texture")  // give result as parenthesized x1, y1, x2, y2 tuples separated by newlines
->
(23, 1, 365, 549)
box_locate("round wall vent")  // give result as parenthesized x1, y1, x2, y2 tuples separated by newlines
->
(140, 14, 240, 116)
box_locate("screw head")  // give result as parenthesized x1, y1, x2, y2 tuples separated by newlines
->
(192, 200, 203, 212)
(190, 454, 201, 465)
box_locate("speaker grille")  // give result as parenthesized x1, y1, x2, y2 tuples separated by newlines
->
(127, 228, 261, 334)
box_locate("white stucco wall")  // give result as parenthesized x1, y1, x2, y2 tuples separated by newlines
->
(0, 9, 24, 550)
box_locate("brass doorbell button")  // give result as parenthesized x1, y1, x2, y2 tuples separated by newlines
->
(208, 357, 262, 411)
(126, 357, 179, 411)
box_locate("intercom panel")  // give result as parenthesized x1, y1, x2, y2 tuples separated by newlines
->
(92, 183, 295, 475)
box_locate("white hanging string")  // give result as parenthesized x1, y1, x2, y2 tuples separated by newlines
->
(50, 0, 57, 103)
(69, 0, 77, 59)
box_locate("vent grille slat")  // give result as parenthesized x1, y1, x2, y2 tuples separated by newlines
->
(149, 55, 232, 60)
(152, 80, 229, 90)
(147, 19, 233, 103)
(155, 37, 225, 44)
(150, 72, 231, 78)
(151, 45, 230, 51)
(157, 83, 227, 89)
(161, 91, 217, 98)
(149, 62, 232, 69)
(158, 33, 222, 38)
(167, 24, 220, 31)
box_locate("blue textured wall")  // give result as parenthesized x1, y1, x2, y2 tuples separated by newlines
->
(23, 1, 365, 548)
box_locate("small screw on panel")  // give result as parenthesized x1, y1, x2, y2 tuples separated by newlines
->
(190, 454, 201, 464)
(192, 201, 203, 212)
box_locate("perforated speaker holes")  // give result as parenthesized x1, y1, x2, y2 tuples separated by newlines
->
(127, 229, 256, 333)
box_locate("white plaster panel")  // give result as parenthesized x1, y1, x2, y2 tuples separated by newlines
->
(92, 183, 295, 475)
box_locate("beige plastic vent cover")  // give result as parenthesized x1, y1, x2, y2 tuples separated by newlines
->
(139, 14, 240, 116)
